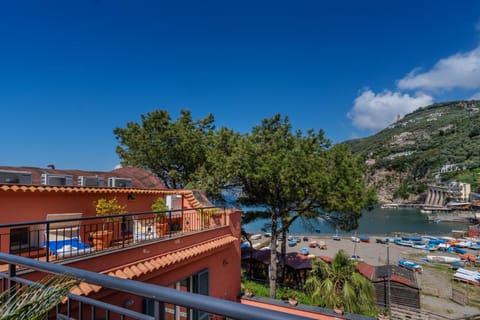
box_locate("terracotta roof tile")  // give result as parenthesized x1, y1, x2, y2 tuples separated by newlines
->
(73, 235, 237, 297)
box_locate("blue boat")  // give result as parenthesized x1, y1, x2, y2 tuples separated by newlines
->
(300, 247, 309, 255)
(288, 239, 297, 247)
(359, 235, 370, 243)
(394, 239, 413, 247)
(401, 236, 423, 242)
(453, 246, 467, 254)
(399, 259, 422, 273)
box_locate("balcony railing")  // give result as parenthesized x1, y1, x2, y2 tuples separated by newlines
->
(0, 253, 311, 320)
(0, 207, 227, 263)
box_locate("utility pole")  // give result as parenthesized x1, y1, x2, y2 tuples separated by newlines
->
(387, 243, 391, 313)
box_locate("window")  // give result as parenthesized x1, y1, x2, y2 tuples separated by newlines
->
(10, 227, 29, 252)
(143, 269, 209, 320)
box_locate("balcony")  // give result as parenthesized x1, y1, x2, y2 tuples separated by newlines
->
(0, 207, 228, 264)
(0, 252, 313, 320)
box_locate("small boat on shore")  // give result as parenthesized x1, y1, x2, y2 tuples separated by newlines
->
(288, 239, 297, 247)
(394, 239, 413, 247)
(399, 259, 423, 273)
(359, 235, 370, 243)
(453, 268, 480, 286)
(351, 236, 360, 243)
(426, 255, 461, 264)
(300, 247, 309, 255)
(309, 240, 318, 248)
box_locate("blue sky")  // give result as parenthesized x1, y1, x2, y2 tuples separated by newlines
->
(2, 1, 480, 171)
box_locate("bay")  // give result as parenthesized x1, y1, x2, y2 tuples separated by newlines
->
(242, 206, 470, 236)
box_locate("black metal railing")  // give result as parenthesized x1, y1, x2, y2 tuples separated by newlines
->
(0, 207, 227, 263)
(0, 253, 311, 320)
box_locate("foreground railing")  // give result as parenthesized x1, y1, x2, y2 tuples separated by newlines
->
(0, 207, 227, 263)
(0, 253, 310, 320)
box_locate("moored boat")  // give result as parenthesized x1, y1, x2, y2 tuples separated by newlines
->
(394, 239, 414, 247)
(399, 259, 423, 273)
(300, 247, 309, 255)
(426, 255, 461, 264)
(359, 235, 370, 243)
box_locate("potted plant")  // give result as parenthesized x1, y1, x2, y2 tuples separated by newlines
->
(377, 307, 390, 320)
(90, 197, 126, 249)
(242, 283, 254, 298)
(282, 288, 299, 306)
(333, 297, 345, 315)
(152, 197, 169, 236)
(201, 208, 221, 227)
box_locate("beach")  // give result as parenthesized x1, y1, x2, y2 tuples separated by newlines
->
(249, 234, 480, 318)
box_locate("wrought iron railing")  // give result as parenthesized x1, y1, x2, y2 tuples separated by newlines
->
(0, 253, 311, 320)
(0, 207, 227, 262)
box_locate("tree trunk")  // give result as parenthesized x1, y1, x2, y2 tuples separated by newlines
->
(269, 215, 278, 299)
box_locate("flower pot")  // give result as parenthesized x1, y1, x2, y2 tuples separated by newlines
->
(244, 289, 254, 298)
(89, 230, 113, 249)
(334, 307, 344, 315)
(156, 222, 168, 237)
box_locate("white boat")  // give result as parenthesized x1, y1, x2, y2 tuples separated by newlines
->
(351, 236, 360, 243)
(453, 268, 480, 286)
(250, 233, 262, 240)
(381, 203, 398, 209)
(426, 255, 461, 264)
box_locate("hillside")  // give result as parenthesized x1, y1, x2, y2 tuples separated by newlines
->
(344, 100, 480, 203)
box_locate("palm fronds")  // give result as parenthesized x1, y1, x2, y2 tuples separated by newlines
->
(0, 273, 80, 320)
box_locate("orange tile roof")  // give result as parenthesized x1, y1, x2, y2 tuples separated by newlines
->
(72, 235, 237, 297)
(0, 166, 166, 189)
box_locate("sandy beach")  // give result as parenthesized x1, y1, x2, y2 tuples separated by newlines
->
(249, 233, 480, 318)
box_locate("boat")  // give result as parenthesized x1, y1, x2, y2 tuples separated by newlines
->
(381, 203, 398, 209)
(453, 268, 480, 286)
(453, 246, 467, 254)
(309, 241, 318, 248)
(359, 235, 370, 243)
(240, 242, 250, 249)
(300, 247, 309, 255)
(401, 236, 423, 242)
(288, 239, 297, 247)
(351, 236, 360, 243)
(318, 240, 327, 250)
(399, 259, 423, 273)
(332, 229, 341, 241)
(393, 239, 413, 247)
(250, 233, 262, 240)
(426, 255, 462, 264)
(459, 253, 476, 262)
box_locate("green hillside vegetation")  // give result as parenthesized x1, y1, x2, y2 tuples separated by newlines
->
(344, 101, 480, 200)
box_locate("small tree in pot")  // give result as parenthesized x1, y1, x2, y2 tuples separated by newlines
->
(91, 197, 126, 248)
(152, 197, 169, 236)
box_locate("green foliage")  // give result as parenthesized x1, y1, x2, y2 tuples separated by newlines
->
(151, 197, 168, 218)
(345, 101, 480, 197)
(305, 250, 377, 315)
(114, 109, 215, 189)
(94, 197, 126, 222)
(0, 273, 80, 320)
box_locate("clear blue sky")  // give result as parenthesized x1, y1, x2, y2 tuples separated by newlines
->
(2, 1, 480, 171)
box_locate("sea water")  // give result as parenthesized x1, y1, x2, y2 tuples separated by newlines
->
(242, 206, 470, 236)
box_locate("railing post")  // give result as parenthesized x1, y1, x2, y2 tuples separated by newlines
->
(46, 221, 50, 262)
(8, 263, 16, 299)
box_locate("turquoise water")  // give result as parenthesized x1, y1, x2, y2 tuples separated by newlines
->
(242, 206, 470, 236)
